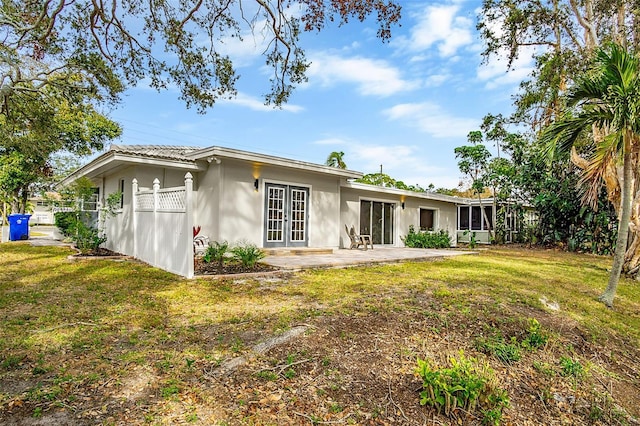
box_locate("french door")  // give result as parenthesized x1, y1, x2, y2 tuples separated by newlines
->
(360, 200, 395, 245)
(264, 183, 309, 247)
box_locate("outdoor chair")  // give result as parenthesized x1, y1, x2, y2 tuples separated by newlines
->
(345, 225, 372, 250)
(193, 235, 210, 256)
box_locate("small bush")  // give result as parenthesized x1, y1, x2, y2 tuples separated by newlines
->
(203, 240, 229, 268)
(74, 221, 107, 254)
(231, 243, 266, 268)
(416, 351, 509, 423)
(53, 211, 77, 237)
(522, 318, 549, 350)
(402, 225, 451, 248)
(559, 356, 584, 378)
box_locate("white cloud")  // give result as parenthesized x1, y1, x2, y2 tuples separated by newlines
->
(394, 3, 474, 57)
(222, 92, 303, 112)
(425, 73, 450, 87)
(311, 137, 349, 146)
(383, 102, 478, 139)
(306, 52, 419, 97)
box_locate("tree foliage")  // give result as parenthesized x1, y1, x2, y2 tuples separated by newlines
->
(540, 43, 640, 307)
(478, 0, 638, 131)
(0, 87, 121, 214)
(476, 0, 640, 283)
(356, 172, 427, 193)
(0, 0, 401, 114)
(325, 151, 347, 169)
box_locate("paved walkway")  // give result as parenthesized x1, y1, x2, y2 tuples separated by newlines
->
(25, 226, 71, 247)
(263, 247, 475, 270)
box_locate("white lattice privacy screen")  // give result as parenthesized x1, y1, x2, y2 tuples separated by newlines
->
(136, 192, 154, 211)
(157, 189, 186, 211)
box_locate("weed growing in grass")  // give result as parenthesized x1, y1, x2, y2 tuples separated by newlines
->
(255, 370, 278, 381)
(559, 356, 584, 378)
(185, 358, 196, 371)
(32, 407, 43, 418)
(482, 389, 510, 426)
(1, 354, 22, 370)
(532, 361, 556, 377)
(416, 351, 509, 423)
(477, 318, 549, 364)
(522, 318, 549, 349)
(475, 336, 522, 364)
(329, 403, 343, 413)
(161, 380, 180, 398)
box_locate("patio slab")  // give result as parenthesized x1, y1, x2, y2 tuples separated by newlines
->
(262, 247, 476, 270)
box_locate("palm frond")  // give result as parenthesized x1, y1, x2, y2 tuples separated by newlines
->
(578, 132, 623, 208)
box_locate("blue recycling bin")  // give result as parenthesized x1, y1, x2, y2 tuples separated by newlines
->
(8, 214, 31, 241)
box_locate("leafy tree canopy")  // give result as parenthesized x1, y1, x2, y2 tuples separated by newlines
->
(0, 0, 401, 114)
(356, 172, 427, 193)
(0, 84, 121, 214)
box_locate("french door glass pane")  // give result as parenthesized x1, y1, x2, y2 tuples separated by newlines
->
(290, 189, 306, 242)
(267, 186, 285, 242)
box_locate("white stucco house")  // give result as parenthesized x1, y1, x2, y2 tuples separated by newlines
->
(60, 144, 471, 277)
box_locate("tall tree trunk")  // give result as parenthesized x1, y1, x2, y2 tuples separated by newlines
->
(600, 147, 633, 307)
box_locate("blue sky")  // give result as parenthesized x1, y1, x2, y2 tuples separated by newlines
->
(106, 0, 534, 189)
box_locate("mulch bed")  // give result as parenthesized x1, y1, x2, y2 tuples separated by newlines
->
(74, 247, 123, 257)
(194, 258, 278, 275)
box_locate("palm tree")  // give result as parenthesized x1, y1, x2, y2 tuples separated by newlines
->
(325, 151, 347, 169)
(541, 43, 640, 307)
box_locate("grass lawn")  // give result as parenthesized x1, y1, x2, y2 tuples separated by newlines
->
(0, 243, 639, 425)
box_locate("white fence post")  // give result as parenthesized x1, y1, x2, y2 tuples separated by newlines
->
(185, 173, 194, 279)
(132, 178, 139, 258)
(153, 178, 160, 267)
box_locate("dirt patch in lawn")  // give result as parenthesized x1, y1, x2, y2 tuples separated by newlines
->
(1, 292, 638, 425)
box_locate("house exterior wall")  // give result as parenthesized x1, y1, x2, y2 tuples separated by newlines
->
(194, 158, 342, 248)
(401, 198, 458, 246)
(340, 186, 459, 247)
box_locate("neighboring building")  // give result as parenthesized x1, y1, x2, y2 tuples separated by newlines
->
(59, 144, 493, 277)
(28, 196, 75, 225)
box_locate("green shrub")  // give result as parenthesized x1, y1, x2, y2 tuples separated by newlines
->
(53, 211, 77, 237)
(522, 318, 549, 350)
(74, 221, 107, 254)
(402, 225, 452, 248)
(463, 230, 478, 248)
(416, 351, 509, 423)
(203, 240, 229, 268)
(231, 243, 265, 268)
(559, 356, 584, 378)
(54, 211, 105, 253)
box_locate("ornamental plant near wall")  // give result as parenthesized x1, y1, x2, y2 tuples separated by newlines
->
(401, 226, 451, 248)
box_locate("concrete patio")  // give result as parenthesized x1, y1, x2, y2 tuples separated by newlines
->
(262, 247, 476, 270)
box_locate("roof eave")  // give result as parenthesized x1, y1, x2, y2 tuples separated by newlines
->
(58, 151, 205, 187)
(190, 146, 363, 179)
(342, 181, 469, 204)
